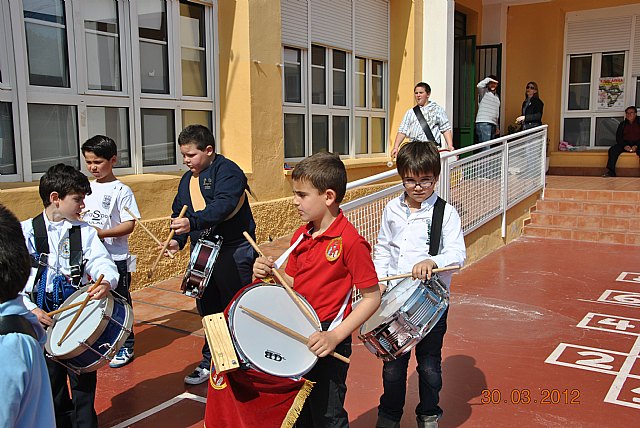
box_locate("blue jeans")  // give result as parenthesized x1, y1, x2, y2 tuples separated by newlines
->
(378, 309, 448, 422)
(475, 123, 496, 152)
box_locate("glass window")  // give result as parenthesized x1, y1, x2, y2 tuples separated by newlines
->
(372, 60, 383, 109)
(311, 115, 328, 154)
(180, 1, 206, 97)
(84, 0, 121, 91)
(595, 117, 623, 147)
(311, 45, 326, 105)
(601, 52, 624, 78)
(371, 117, 385, 153)
(355, 57, 366, 108)
(355, 116, 367, 154)
(28, 104, 78, 172)
(563, 117, 590, 147)
(332, 50, 347, 106)
(284, 48, 302, 103)
(0, 102, 16, 175)
(636, 77, 640, 108)
(332, 116, 348, 155)
(284, 114, 305, 158)
(182, 110, 212, 130)
(141, 109, 175, 166)
(138, 0, 169, 94)
(87, 107, 130, 167)
(568, 55, 591, 110)
(23, 0, 70, 87)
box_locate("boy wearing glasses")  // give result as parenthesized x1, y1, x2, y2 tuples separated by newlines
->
(373, 141, 466, 428)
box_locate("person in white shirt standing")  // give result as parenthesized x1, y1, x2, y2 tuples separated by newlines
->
(475, 75, 500, 151)
(374, 141, 466, 428)
(82, 135, 140, 368)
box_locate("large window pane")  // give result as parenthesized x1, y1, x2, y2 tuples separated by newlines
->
(601, 53, 624, 78)
(24, 0, 69, 87)
(141, 109, 175, 166)
(84, 0, 121, 91)
(568, 85, 590, 110)
(371, 117, 385, 153)
(138, 0, 169, 94)
(180, 1, 206, 97)
(0, 103, 16, 175)
(563, 117, 590, 147)
(355, 57, 366, 108)
(333, 50, 346, 106)
(311, 45, 326, 105)
(284, 48, 301, 103)
(284, 114, 305, 158)
(182, 110, 212, 130)
(595, 117, 623, 147)
(567, 55, 591, 111)
(355, 116, 367, 154)
(28, 104, 78, 172)
(87, 107, 130, 167)
(332, 116, 348, 155)
(372, 60, 383, 109)
(312, 115, 328, 154)
(569, 56, 591, 83)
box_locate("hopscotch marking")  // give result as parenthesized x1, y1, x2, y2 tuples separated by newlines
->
(605, 336, 640, 409)
(615, 272, 640, 284)
(576, 313, 640, 336)
(110, 392, 206, 428)
(596, 290, 640, 308)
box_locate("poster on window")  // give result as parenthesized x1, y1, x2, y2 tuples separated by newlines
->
(597, 77, 624, 110)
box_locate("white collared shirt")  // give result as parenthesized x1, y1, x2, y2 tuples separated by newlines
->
(373, 192, 466, 289)
(21, 211, 119, 311)
(398, 101, 452, 148)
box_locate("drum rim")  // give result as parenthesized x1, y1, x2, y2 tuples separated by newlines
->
(228, 283, 320, 378)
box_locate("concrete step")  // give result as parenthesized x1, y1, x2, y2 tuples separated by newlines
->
(534, 199, 640, 217)
(528, 211, 640, 233)
(523, 224, 640, 246)
(543, 188, 640, 203)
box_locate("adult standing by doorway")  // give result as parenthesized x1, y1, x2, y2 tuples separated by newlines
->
(516, 81, 544, 130)
(475, 75, 500, 150)
(390, 82, 454, 158)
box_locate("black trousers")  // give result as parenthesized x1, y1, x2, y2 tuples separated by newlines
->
(114, 259, 134, 350)
(196, 241, 256, 368)
(47, 358, 97, 428)
(606, 143, 640, 176)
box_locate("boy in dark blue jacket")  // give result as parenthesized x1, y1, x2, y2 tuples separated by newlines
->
(166, 125, 257, 384)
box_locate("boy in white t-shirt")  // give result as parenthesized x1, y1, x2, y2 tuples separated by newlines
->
(81, 135, 141, 368)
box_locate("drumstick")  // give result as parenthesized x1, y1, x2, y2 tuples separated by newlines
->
(148, 205, 188, 278)
(123, 207, 174, 259)
(239, 305, 350, 364)
(57, 274, 104, 346)
(46, 300, 84, 317)
(243, 231, 321, 332)
(379, 265, 461, 282)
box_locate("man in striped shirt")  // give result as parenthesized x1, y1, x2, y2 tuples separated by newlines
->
(475, 75, 500, 150)
(391, 82, 454, 158)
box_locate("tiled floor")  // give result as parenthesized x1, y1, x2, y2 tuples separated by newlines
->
(90, 176, 640, 427)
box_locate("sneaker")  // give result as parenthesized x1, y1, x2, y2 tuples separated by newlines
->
(184, 366, 210, 385)
(602, 172, 615, 178)
(109, 348, 134, 368)
(416, 415, 439, 428)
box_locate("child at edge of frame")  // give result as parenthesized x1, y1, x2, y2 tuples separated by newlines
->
(373, 140, 466, 428)
(81, 135, 141, 368)
(253, 151, 382, 428)
(21, 163, 120, 428)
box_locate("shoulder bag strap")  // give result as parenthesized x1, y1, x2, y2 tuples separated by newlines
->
(68, 225, 84, 286)
(0, 315, 37, 340)
(31, 214, 49, 294)
(428, 197, 446, 257)
(413, 105, 436, 142)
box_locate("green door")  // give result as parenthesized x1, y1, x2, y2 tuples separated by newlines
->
(453, 35, 476, 152)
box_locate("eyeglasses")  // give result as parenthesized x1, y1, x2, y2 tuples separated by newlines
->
(402, 178, 435, 189)
(526, 85, 536, 90)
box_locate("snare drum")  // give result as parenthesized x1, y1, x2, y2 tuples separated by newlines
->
(181, 235, 223, 298)
(359, 274, 449, 361)
(227, 283, 320, 379)
(46, 287, 133, 374)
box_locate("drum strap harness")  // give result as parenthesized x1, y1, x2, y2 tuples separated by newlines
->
(30, 213, 85, 310)
(413, 105, 437, 144)
(0, 315, 37, 340)
(429, 197, 446, 257)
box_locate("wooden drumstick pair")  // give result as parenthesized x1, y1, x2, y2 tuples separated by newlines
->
(379, 265, 461, 282)
(242, 231, 321, 332)
(57, 274, 104, 346)
(148, 205, 188, 278)
(123, 207, 174, 259)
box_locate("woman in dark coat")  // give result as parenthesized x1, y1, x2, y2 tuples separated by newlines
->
(516, 81, 544, 130)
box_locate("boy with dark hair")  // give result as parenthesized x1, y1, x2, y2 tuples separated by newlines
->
(166, 124, 258, 385)
(21, 163, 119, 428)
(374, 141, 466, 428)
(253, 151, 381, 427)
(81, 135, 141, 368)
(0, 204, 55, 427)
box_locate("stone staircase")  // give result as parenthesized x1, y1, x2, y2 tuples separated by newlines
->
(523, 187, 640, 246)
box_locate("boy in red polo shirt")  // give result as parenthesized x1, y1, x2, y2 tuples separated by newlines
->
(253, 151, 381, 427)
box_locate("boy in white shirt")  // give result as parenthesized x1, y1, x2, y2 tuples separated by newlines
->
(374, 141, 466, 428)
(82, 135, 141, 368)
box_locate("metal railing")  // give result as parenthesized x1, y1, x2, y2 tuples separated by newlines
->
(342, 125, 548, 246)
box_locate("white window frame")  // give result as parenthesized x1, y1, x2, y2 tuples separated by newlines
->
(354, 57, 386, 157)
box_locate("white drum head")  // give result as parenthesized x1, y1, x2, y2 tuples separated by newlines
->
(46, 290, 108, 357)
(229, 284, 320, 378)
(361, 277, 421, 334)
